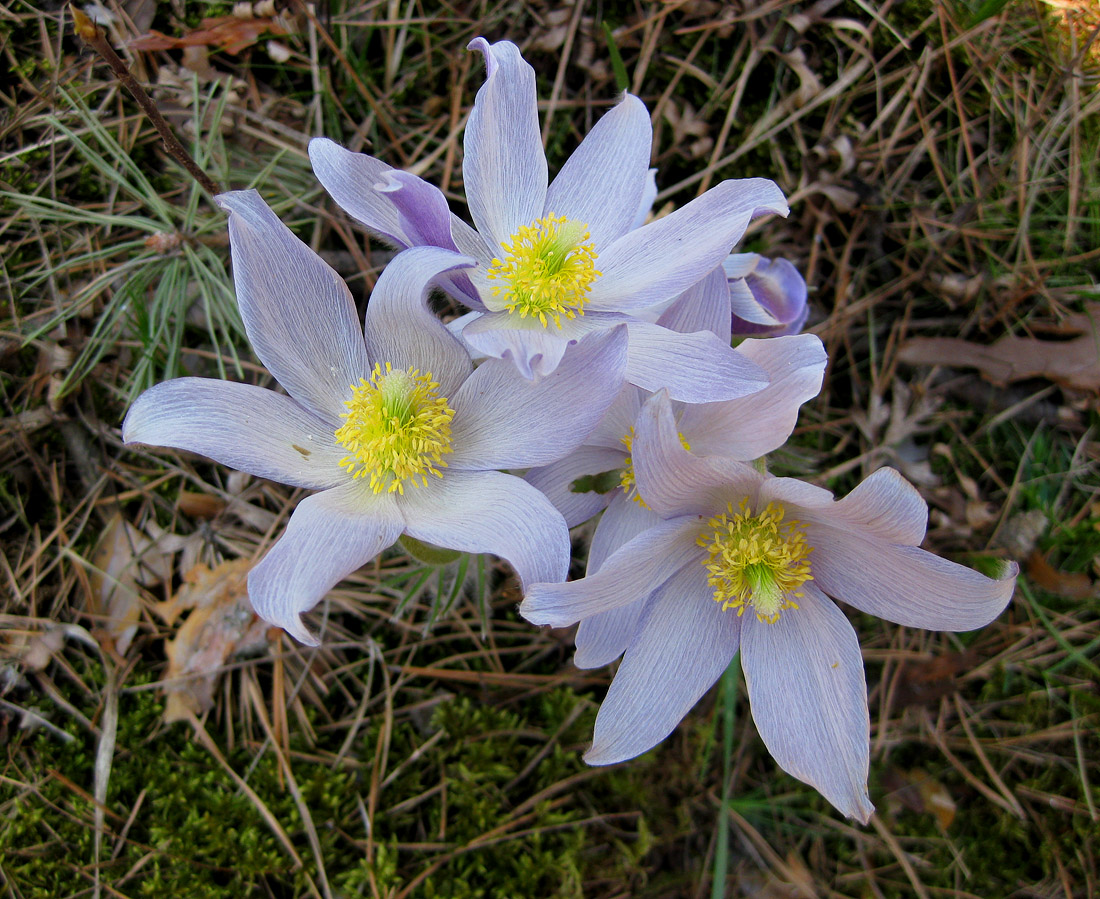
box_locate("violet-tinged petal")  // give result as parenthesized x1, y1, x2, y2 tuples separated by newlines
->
(741, 256, 809, 334)
(655, 266, 732, 341)
(807, 524, 1018, 631)
(588, 178, 789, 311)
(585, 562, 741, 764)
(459, 311, 571, 380)
(573, 599, 646, 669)
(545, 93, 653, 246)
(828, 467, 928, 545)
(624, 321, 768, 403)
(679, 333, 826, 459)
(399, 469, 569, 588)
(248, 481, 403, 645)
(216, 190, 368, 422)
(449, 325, 628, 469)
(588, 491, 662, 573)
(123, 378, 345, 490)
(307, 139, 407, 247)
(465, 38, 548, 248)
(633, 390, 763, 517)
(524, 445, 623, 527)
(362, 246, 476, 397)
(520, 516, 701, 627)
(741, 583, 873, 823)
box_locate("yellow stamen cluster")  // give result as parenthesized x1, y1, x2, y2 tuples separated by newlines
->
(698, 500, 813, 624)
(618, 427, 692, 508)
(333, 362, 455, 494)
(486, 213, 600, 328)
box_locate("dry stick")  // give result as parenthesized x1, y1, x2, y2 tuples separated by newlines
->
(70, 6, 222, 198)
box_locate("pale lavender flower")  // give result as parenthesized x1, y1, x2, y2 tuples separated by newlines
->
(521, 390, 1017, 822)
(308, 38, 787, 401)
(725, 253, 809, 337)
(123, 190, 628, 645)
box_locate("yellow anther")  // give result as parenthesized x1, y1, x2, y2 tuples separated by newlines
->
(333, 362, 454, 494)
(486, 213, 600, 328)
(697, 500, 813, 623)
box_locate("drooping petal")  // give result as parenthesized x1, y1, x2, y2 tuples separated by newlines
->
(362, 246, 476, 396)
(624, 321, 768, 403)
(123, 378, 346, 490)
(448, 325, 628, 468)
(545, 93, 653, 246)
(741, 584, 874, 823)
(655, 266, 732, 341)
(829, 467, 928, 545)
(588, 178, 789, 311)
(248, 481, 403, 645)
(573, 600, 646, 669)
(216, 190, 368, 422)
(464, 38, 548, 249)
(307, 139, 406, 246)
(585, 562, 741, 764)
(458, 311, 571, 380)
(679, 333, 826, 459)
(524, 445, 624, 527)
(633, 391, 761, 518)
(588, 492, 662, 573)
(399, 469, 569, 588)
(519, 516, 701, 627)
(807, 523, 1018, 631)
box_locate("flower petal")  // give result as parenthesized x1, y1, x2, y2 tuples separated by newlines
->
(807, 523, 1018, 631)
(308, 139, 406, 246)
(679, 333, 826, 459)
(633, 391, 762, 517)
(624, 321, 768, 403)
(734, 255, 809, 337)
(631, 168, 658, 230)
(399, 469, 569, 588)
(449, 325, 628, 468)
(573, 600, 646, 669)
(459, 311, 571, 380)
(248, 481, 403, 645)
(588, 491, 662, 572)
(524, 445, 623, 527)
(741, 584, 873, 823)
(588, 178, 789, 310)
(545, 93, 653, 246)
(362, 246, 476, 397)
(585, 562, 740, 764)
(123, 378, 346, 490)
(655, 266, 732, 341)
(519, 516, 701, 627)
(829, 467, 928, 544)
(216, 190, 368, 422)
(465, 38, 548, 248)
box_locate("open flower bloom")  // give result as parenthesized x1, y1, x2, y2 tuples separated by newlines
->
(123, 190, 628, 645)
(526, 265, 827, 528)
(309, 38, 786, 400)
(520, 390, 1018, 822)
(725, 254, 809, 337)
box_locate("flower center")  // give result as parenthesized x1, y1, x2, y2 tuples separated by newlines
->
(486, 213, 600, 328)
(697, 501, 813, 623)
(333, 363, 455, 494)
(618, 427, 691, 508)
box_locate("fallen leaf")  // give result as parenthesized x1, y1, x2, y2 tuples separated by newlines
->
(158, 559, 270, 723)
(1026, 549, 1095, 599)
(898, 304, 1100, 392)
(131, 14, 288, 55)
(882, 767, 957, 829)
(893, 650, 980, 708)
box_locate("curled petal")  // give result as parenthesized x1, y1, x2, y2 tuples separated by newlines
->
(546, 93, 653, 246)
(362, 246, 475, 397)
(216, 190, 368, 422)
(589, 178, 789, 311)
(827, 467, 928, 545)
(624, 321, 768, 403)
(449, 325, 628, 468)
(808, 525, 1018, 631)
(741, 584, 874, 823)
(731, 256, 809, 337)
(400, 470, 569, 588)
(123, 378, 345, 490)
(465, 38, 548, 248)
(248, 482, 403, 645)
(585, 562, 740, 764)
(459, 312, 571, 380)
(307, 139, 405, 246)
(520, 516, 701, 627)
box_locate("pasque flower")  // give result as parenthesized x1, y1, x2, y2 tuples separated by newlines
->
(123, 190, 628, 645)
(520, 390, 1017, 822)
(725, 253, 810, 337)
(308, 38, 787, 402)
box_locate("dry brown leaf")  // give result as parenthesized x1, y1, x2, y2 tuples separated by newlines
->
(882, 767, 957, 829)
(158, 559, 270, 723)
(131, 14, 288, 55)
(898, 305, 1100, 392)
(894, 650, 979, 708)
(1026, 549, 1095, 600)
